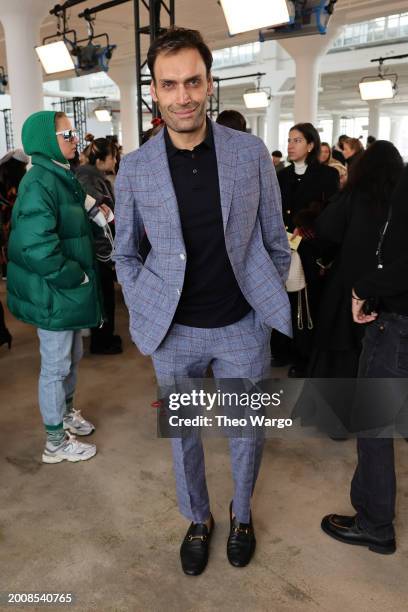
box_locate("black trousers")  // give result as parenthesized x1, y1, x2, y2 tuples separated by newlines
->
(0, 299, 7, 333)
(351, 312, 408, 539)
(90, 262, 116, 350)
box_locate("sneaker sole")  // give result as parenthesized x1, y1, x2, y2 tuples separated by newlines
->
(42, 448, 97, 464)
(63, 424, 95, 436)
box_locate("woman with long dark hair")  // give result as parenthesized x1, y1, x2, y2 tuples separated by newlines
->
(311, 140, 405, 377)
(321, 163, 408, 555)
(271, 122, 339, 376)
(76, 136, 122, 354)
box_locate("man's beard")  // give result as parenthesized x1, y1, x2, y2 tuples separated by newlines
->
(160, 100, 207, 134)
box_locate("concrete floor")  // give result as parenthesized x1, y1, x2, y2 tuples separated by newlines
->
(0, 280, 407, 612)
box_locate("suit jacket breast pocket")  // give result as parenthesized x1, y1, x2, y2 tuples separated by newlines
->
(234, 171, 260, 197)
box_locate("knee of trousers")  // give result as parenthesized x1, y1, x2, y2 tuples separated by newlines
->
(39, 360, 72, 381)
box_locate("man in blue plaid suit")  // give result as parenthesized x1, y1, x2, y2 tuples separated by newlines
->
(114, 28, 291, 576)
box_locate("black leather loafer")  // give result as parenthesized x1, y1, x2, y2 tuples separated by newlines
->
(321, 514, 396, 555)
(180, 515, 214, 576)
(227, 501, 256, 567)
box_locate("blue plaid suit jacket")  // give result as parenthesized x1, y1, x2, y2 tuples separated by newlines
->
(114, 121, 292, 356)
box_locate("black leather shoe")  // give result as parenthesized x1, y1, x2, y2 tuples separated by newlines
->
(227, 501, 256, 567)
(180, 515, 214, 576)
(321, 514, 396, 555)
(0, 329, 12, 350)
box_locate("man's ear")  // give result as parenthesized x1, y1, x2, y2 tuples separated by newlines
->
(150, 81, 158, 103)
(207, 75, 214, 97)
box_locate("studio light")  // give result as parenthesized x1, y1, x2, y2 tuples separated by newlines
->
(243, 91, 269, 109)
(260, 1, 338, 39)
(243, 75, 271, 109)
(36, 3, 116, 78)
(359, 78, 396, 101)
(35, 40, 75, 75)
(358, 54, 408, 102)
(220, 0, 290, 35)
(71, 41, 116, 77)
(95, 108, 112, 122)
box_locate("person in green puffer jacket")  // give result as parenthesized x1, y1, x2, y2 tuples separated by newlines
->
(7, 110, 102, 464)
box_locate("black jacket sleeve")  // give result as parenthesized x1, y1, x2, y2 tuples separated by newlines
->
(355, 255, 408, 299)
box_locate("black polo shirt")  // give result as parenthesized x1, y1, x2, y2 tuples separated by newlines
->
(164, 121, 251, 328)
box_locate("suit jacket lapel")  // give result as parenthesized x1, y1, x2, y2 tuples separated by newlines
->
(212, 121, 237, 232)
(143, 122, 237, 238)
(145, 130, 185, 240)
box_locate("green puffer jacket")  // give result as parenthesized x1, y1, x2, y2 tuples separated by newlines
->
(7, 112, 102, 331)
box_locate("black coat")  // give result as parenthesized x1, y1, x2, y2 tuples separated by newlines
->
(354, 165, 408, 315)
(308, 189, 389, 377)
(278, 161, 339, 233)
(274, 161, 339, 363)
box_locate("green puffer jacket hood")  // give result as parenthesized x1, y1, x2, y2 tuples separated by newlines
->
(7, 154, 103, 331)
(22, 111, 67, 165)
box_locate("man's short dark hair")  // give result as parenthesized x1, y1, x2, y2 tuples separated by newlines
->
(216, 110, 247, 132)
(271, 150, 282, 158)
(147, 27, 213, 82)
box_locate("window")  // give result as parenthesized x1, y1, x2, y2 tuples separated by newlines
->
(332, 12, 408, 49)
(212, 42, 260, 69)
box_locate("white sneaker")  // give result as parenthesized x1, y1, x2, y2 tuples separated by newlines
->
(63, 409, 95, 436)
(42, 433, 97, 464)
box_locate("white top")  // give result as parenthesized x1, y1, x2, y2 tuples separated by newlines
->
(293, 160, 307, 175)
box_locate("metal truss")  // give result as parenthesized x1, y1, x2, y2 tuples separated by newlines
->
(133, 0, 175, 145)
(52, 97, 88, 150)
(1, 109, 14, 150)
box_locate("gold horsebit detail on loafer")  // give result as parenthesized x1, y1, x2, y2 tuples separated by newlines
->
(187, 535, 208, 542)
(233, 527, 250, 535)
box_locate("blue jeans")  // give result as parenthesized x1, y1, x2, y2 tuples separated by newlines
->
(37, 329, 83, 427)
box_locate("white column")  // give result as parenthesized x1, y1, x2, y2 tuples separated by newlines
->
(111, 110, 121, 140)
(257, 114, 266, 143)
(332, 113, 342, 145)
(293, 55, 320, 125)
(265, 96, 281, 151)
(389, 116, 400, 148)
(367, 101, 381, 139)
(0, 0, 54, 148)
(279, 22, 343, 127)
(109, 62, 139, 153)
(248, 115, 258, 136)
